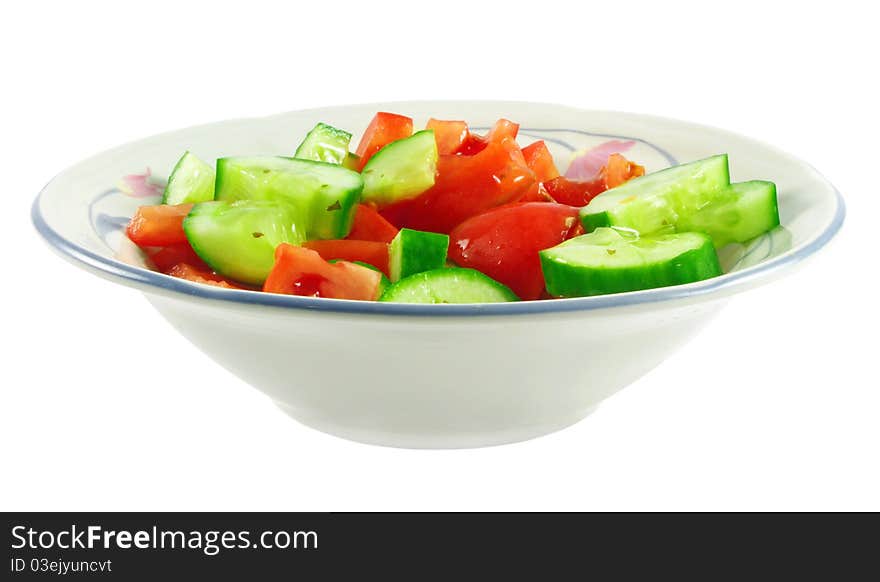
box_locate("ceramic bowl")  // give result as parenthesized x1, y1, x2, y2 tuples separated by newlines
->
(32, 101, 845, 448)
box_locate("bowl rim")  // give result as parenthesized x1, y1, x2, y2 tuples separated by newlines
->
(32, 101, 846, 317)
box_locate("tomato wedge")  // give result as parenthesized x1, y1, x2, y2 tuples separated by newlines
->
(457, 118, 520, 155)
(166, 263, 243, 289)
(489, 119, 519, 141)
(380, 125, 536, 233)
(521, 140, 560, 182)
(126, 204, 192, 247)
(543, 153, 645, 206)
(518, 183, 554, 203)
(147, 242, 208, 273)
(449, 203, 581, 300)
(264, 244, 383, 300)
(518, 141, 560, 202)
(354, 112, 413, 170)
(346, 204, 399, 243)
(303, 239, 390, 276)
(543, 176, 607, 206)
(603, 153, 646, 188)
(426, 118, 469, 155)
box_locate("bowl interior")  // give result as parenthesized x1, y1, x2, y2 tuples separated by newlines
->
(34, 101, 843, 313)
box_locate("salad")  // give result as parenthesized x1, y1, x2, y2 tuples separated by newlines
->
(125, 112, 780, 303)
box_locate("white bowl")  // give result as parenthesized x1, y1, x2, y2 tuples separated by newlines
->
(32, 101, 845, 448)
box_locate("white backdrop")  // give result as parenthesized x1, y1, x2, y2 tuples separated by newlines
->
(2, 0, 876, 511)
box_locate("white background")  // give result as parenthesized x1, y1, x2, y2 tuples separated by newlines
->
(2, 1, 877, 511)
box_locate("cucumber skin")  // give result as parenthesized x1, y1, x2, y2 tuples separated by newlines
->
(316, 190, 358, 240)
(580, 211, 611, 231)
(361, 130, 438, 206)
(162, 151, 216, 205)
(214, 156, 362, 240)
(294, 122, 352, 165)
(388, 228, 449, 283)
(379, 268, 519, 303)
(540, 232, 722, 297)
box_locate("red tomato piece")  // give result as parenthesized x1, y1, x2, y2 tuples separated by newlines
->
(380, 136, 536, 233)
(264, 244, 383, 301)
(486, 118, 519, 141)
(457, 118, 520, 156)
(518, 183, 554, 203)
(521, 140, 560, 182)
(603, 153, 645, 189)
(542, 176, 607, 206)
(126, 204, 192, 247)
(354, 112, 413, 170)
(166, 263, 243, 289)
(346, 204, 399, 243)
(426, 118, 469, 155)
(543, 153, 645, 205)
(147, 242, 208, 273)
(303, 239, 390, 276)
(449, 202, 581, 300)
(519, 141, 560, 202)
(457, 134, 488, 156)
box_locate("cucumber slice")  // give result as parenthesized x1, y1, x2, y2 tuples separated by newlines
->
(361, 130, 438, 206)
(581, 154, 731, 235)
(162, 151, 215, 205)
(215, 156, 363, 240)
(388, 228, 449, 282)
(380, 268, 519, 304)
(678, 180, 780, 247)
(183, 200, 306, 285)
(294, 122, 352, 165)
(540, 227, 722, 297)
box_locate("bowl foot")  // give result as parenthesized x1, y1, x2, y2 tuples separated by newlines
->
(273, 403, 599, 449)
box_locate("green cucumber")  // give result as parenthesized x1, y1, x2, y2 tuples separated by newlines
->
(581, 154, 731, 235)
(678, 180, 780, 247)
(388, 228, 449, 282)
(162, 151, 215, 205)
(380, 268, 519, 304)
(361, 130, 438, 206)
(183, 200, 306, 285)
(540, 227, 722, 297)
(294, 122, 352, 165)
(215, 156, 363, 239)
